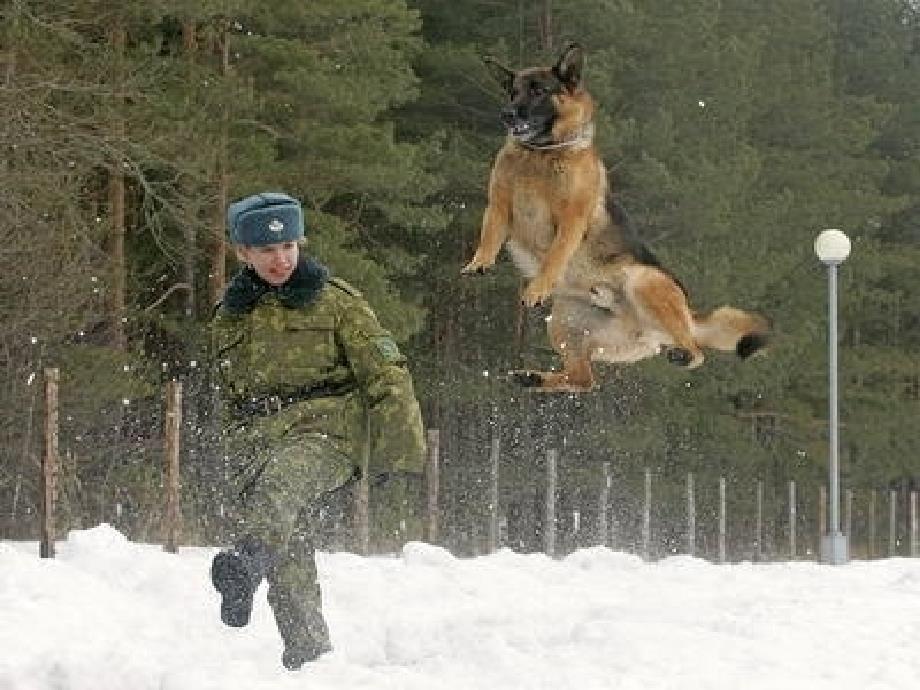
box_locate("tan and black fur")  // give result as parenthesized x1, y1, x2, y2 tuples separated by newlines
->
(462, 43, 769, 392)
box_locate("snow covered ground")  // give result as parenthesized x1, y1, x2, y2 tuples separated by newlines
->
(2, 524, 920, 690)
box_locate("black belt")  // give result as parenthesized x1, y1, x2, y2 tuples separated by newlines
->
(230, 381, 356, 419)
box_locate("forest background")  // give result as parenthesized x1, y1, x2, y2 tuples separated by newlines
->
(2, 0, 919, 560)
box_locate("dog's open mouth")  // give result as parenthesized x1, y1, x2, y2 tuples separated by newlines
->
(508, 121, 534, 140)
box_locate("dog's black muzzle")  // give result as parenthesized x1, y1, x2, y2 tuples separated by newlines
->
(500, 105, 520, 126)
(501, 106, 537, 140)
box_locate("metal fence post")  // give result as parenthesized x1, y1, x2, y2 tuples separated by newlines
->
(718, 477, 727, 563)
(488, 433, 500, 553)
(642, 468, 652, 560)
(845, 488, 853, 541)
(598, 462, 611, 547)
(755, 480, 764, 560)
(889, 489, 898, 557)
(911, 491, 918, 558)
(789, 480, 797, 559)
(544, 449, 558, 557)
(868, 490, 877, 558)
(819, 484, 827, 547)
(686, 473, 695, 557)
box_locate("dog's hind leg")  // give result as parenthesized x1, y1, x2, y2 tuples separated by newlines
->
(512, 353, 595, 393)
(629, 267, 704, 368)
(512, 314, 596, 392)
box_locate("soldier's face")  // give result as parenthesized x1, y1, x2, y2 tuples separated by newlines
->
(237, 241, 300, 286)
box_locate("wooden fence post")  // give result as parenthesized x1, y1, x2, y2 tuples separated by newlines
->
(642, 468, 652, 560)
(353, 407, 370, 555)
(755, 480, 764, 560)
(544, 449, 557, 557)
(425, 429, 440, 544)
(40, 368, 60, 559)
(718, 477, 727, 564)
(788, 480, 797, 560)
(12, 473, 22, 522)
(163, 380, 182, 553)
(911, 491, 918, 558)
(488, 433, 500, 553)
(686, 472, 695, 557)
(889, 489, 897, 557)
(470, 523, 481, 557)
(354, 475, 369, 555)
(598, 461, 611, 547)
(354, 406, 374, 554)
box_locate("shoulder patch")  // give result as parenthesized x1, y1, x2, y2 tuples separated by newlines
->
(329, 276, 362, 297)
(371, 335, 404, 363)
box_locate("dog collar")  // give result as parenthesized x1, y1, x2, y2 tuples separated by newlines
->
(518, 122, 595, 152)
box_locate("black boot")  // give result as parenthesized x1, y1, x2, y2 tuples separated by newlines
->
(210, 537, 271, 628)
(279, 608, 333, 670)
(269, 582, 333, 670)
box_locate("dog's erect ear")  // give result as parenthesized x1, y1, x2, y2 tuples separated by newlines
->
(483, 56, 515, 94)
(552, 42, 584, 90)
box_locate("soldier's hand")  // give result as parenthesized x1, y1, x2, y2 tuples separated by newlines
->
(371, 470, 422, 491)
(370, 470, 425, 543)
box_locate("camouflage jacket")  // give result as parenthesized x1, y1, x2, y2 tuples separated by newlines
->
(212, 258, 425, 481)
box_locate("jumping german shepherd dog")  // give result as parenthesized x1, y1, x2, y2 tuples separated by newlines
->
(462, 43, 769, 392)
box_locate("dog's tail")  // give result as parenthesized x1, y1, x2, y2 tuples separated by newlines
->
(691, 307, 770, 359)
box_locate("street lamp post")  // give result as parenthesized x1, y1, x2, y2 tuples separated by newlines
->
(815, 229, 851, 565)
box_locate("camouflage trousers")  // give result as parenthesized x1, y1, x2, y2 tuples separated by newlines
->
(225, 434, 357, 655)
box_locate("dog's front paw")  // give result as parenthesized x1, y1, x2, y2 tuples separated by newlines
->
(461, 258, 493, 276)
(522, 280, 552, 307)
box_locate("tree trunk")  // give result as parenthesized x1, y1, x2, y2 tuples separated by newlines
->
(4, 0, 19, 86)
(539, 0, 553, 53)
(108, 24, 127, 351)
(181, 19, 198, 319)
(517, 0, 526, 64)
(209, 18, 232, 306)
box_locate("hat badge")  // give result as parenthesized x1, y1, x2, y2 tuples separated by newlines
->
(268, 218, 284, 233)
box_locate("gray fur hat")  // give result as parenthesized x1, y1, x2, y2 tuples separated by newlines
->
(227, 192, 305, 246)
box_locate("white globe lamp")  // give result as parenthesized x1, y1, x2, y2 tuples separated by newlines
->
(814, 229, 851, 265)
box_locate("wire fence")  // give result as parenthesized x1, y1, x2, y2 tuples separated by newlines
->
(15, 370, 920, 562)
